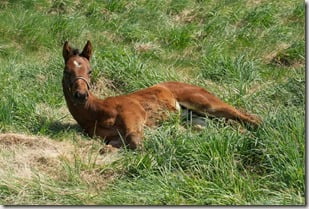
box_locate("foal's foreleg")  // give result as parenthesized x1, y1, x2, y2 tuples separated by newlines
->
(120, 109, 146, 149)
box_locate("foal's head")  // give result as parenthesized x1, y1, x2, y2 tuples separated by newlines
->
(62, 41, 93, 105)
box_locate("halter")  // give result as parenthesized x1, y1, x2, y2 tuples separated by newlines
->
(73, 76, 91, 90)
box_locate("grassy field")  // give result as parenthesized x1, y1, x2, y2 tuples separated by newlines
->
(0, 0, 305, 205)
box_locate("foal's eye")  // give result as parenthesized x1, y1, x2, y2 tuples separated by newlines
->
(88, 71, 92, 75)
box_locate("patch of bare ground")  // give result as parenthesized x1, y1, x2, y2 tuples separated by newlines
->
(0, 133, 120, 190)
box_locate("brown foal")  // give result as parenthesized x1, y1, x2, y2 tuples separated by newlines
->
(62, 41, 261, 151)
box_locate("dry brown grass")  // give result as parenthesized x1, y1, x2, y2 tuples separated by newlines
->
(246, 0, 265, 8)
(262, 43, 290, 64)
(0, 133, 120, 189)
(101, 31, 123, 43)
(174, 9, 197, 24)
(0, 133, 72, 179)
(134, 42, 159, 53)
(92, 76, 122, 98)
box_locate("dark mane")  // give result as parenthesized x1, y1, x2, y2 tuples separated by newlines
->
(72, 48, 80, 56)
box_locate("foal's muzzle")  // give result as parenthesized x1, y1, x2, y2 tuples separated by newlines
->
(74, 91, 88, 101)
(72, 76, 91, 104)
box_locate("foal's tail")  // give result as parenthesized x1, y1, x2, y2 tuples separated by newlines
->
(160, 81, 262, 126)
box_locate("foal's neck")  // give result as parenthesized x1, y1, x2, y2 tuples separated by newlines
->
(62, 82, 102, 124)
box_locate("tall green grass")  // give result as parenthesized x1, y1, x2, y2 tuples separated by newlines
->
(0, 0, 305, 205)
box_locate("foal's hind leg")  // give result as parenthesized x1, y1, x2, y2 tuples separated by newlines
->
(179, 92, 261, 126)
(161, 82, 261, 126)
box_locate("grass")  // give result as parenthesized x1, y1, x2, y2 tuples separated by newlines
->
(0, 0, 305, 205)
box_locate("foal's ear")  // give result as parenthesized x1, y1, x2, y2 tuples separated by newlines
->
(63, 41, 73, 62)
(81, 40, 92, 60)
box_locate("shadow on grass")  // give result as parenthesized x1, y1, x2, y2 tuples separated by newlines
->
(48, 120, 82, 134)
(31, 116, 86, 138)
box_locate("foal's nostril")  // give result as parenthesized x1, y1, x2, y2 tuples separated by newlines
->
(74, 92, 87, 100)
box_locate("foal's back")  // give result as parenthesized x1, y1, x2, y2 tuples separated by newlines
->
(122, 84, 180, 126)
